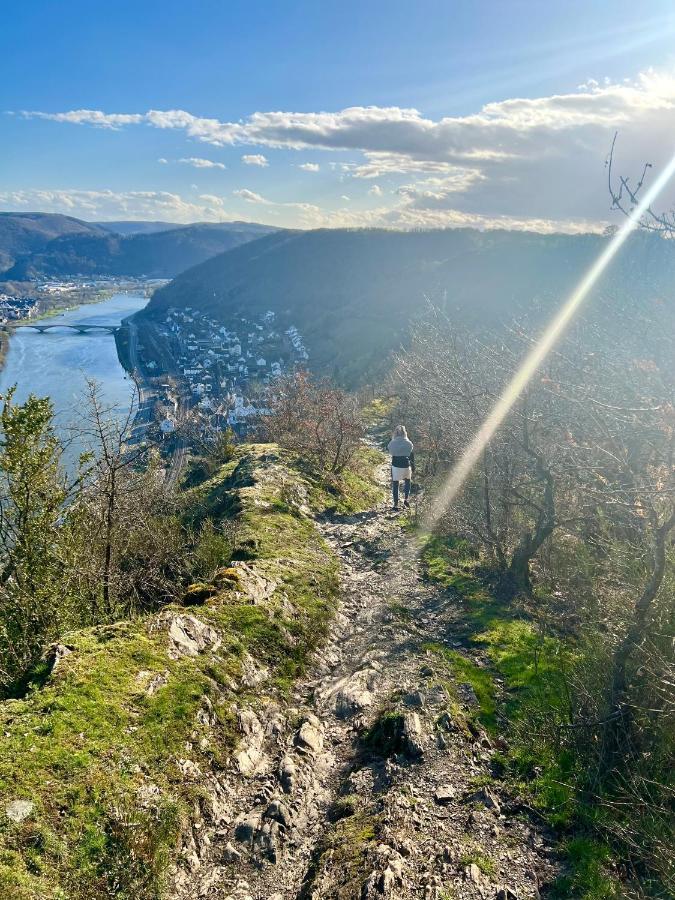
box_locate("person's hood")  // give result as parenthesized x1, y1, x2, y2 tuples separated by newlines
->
(388, 436, 413, 455)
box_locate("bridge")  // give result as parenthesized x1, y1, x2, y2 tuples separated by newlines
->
(4, 323, 121, 334)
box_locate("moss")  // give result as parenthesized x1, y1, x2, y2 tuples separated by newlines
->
(0, 442, 366, 898)
(422, 642, 497, 730)
(459, 847, 497, 877)
(304, 811, 380, 900)
(550, 838, 622, 899)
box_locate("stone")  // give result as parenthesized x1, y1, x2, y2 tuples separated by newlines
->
(466, 863, 482, 884)
(469, 787, 502, 816)
(402, 711, 424, 758)
(279, 755, 296, 793)
(457, 682, 480, 707)
(334, 671, 375, 718)
(5, 800, 34, 823)
(158, 612, 222, 659)
(496, 888, 520, 900)
(265, 798, 291, 827)
(234, 814, 260, 844)
(405, 690, 426, 707)
(44, 643, 73, 674)
(228, 561, 277, 603)
(234, 746, 264, 776)
(222, 841, 241, 862)
(296, 719, 324, 753)
(434, 785, 456, 804)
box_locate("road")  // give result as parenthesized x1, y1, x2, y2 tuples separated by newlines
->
(125, 317, 188, 486)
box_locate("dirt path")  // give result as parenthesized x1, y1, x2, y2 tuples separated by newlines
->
(201, 464, 560, 900)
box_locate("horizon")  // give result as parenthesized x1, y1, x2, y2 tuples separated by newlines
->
(2, 1, 675, 233)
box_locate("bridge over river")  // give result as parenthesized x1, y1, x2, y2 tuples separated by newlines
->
(3, 322, 121, 334)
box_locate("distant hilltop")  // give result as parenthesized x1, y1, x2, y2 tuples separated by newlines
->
(143, 226, 675, 386)
(0, 212, 279, 281)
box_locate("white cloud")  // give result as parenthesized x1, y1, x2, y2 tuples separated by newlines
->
(233, 188, 267, 203)
(157, 157, 168, 164)
(0, 188, 238, 223)
(178, 157, 226, 169)
(13, 71, 675, 231)
(341, 195, 350, 201)
(241, 153, 269, 167)
(298, 162, 320, 172)
(368, 184, 383, 197)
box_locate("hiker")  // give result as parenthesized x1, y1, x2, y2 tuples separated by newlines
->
(387, 425, 415, 510)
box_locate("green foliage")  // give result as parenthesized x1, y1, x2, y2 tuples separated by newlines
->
(0, 441, 378, 895)
(0, 389, 70, 696)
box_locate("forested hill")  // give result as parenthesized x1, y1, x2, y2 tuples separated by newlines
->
(0, 212, 106, 272)
(2, 221, 279, 280)
(145, 226, 675, 384)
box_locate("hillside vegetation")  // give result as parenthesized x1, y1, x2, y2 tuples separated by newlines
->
(0, 213, 106, 272)
(144, 226, 675, 385)
(0, 435, 381, 899)
(2, 222, 278, 281)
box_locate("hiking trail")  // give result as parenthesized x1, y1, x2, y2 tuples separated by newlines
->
(182, 458, 561, 900)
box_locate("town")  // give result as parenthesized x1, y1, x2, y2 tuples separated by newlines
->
(133, 305, 310, 453)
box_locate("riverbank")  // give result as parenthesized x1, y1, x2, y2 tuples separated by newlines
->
(0, 293, 149, 467)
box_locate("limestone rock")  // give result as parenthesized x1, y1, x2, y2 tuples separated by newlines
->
(434, 784, 456, 804)
(402, 711, 424, 758)
(5, 800, 34, 823)
(296, 716, 324, 753)
(157, 612, 222, 659)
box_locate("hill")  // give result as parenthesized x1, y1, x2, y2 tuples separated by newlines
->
(0, 212, 105, 271)
(2, 221, 279, 280)
(144, 226, 675, 384)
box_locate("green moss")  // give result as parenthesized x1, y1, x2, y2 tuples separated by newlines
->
(305, 811, 380, 900)
(459, 846, 497, 876)
(551, 838, 621, 899)
(422, 642, 497, 730)
(0, 442, 358, 898)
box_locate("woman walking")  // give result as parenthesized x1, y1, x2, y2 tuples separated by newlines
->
(387, 425, 415, 510)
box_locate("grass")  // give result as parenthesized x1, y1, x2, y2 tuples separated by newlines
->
(0, 442, 381, 898)
(459, 847, 497, 877)
(420, 530, 625, 899)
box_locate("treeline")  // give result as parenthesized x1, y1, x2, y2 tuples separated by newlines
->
(0, 381, 235, 699)
(393, 296, 674, 893)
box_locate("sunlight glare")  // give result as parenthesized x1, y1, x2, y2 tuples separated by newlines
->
(423, 149, 675, 529)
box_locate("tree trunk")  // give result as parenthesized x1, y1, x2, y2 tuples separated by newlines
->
(505, 463, 555, 597)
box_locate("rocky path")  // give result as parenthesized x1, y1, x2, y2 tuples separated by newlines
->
(195, 464, 561, 900)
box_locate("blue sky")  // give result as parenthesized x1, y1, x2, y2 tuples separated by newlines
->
(2, 0, 675, 230)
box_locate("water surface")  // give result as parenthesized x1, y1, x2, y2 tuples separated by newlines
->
(0, 293, 148, 462)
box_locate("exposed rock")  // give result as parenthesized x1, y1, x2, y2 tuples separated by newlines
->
(496, 888, 520, 900)
(228, 561, 277, 603)
(42, 642, 73, 676)
(296, 716, 324, 753)
(279, 755, 297, 793)
(402, 711, 424, 758)
(157, 612, 222, 659)
(334, 670, 375, 718)
(234, 746, 264, 776)
(434, 784, 456, 804)
(5, 800, 34, 823)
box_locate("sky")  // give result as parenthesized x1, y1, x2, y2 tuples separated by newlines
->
(2, 0, 675, 232)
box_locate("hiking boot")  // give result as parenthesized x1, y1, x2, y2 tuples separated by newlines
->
(403, 499, 411, 508)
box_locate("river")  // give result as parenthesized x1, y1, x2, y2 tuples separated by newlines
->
(0, 292, 149, 463)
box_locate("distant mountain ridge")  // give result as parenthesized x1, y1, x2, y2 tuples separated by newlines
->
(0, 215, 279, 280)
(0, 212, 106, 271)
(144, 226, 675, 385)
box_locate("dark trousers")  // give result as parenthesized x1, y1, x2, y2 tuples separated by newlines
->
(392, 478, 411, 505)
